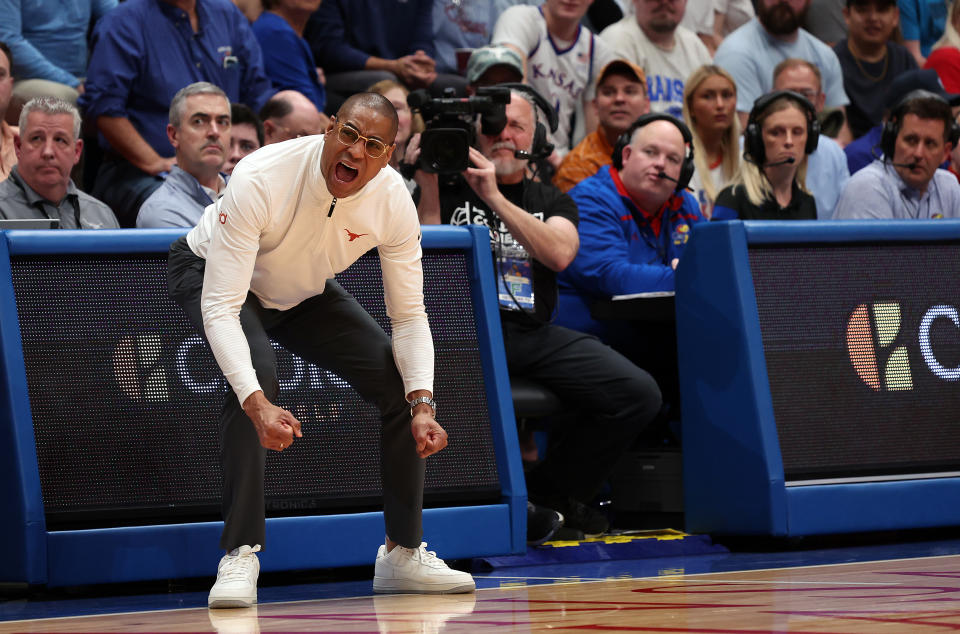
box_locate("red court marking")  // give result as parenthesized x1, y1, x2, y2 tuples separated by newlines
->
(631, 582, 960, 599)
(768, 609, 960, 630)
(559, 626, 855, 633)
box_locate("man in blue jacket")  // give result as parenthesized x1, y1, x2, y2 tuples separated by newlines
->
(557, 114, 704, 420)
(558, 113, 705, 339)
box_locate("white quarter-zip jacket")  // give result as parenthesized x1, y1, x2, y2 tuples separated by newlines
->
(186, 135, 433, 405)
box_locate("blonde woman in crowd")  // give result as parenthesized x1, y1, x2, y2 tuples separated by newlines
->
(682, 65, 740, 217)
(713, 91, 818, 220)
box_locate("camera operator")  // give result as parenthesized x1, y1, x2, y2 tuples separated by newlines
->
(414, 88, 663, 538)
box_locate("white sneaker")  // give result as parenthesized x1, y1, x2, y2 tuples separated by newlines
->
(208, 544, 261, 609)
(373, 542, 476, 594)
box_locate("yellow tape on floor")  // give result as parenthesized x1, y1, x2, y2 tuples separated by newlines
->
(544, 528, 690, 548)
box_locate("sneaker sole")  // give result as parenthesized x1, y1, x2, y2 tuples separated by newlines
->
(373, 578, 476, 594)
(208, 597, 257, 609)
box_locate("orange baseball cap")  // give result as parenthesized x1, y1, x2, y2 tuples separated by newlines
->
(596, 59, 646, 90)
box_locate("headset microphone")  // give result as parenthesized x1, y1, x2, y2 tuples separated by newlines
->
(890, 161, 920, 169)
(763, 157, 796, 167)
(657, 171, 695, 192)
(513, 139, 554, 161)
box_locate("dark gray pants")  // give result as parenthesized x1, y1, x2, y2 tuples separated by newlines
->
(502, 315, 663, 504)
(167, 237, 424, 551)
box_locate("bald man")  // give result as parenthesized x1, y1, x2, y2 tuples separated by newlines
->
(259, 89, 329, 143)
(167, 92, 475, 609)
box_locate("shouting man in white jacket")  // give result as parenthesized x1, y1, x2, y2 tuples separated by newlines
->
(167, 92, 475, 609)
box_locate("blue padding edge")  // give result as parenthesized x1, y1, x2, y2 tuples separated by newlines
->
(5, 229, 188, 254)
(420, 225, 474, 249)
(0, 234, 48, 584)
(46, 505, 510, 587)
(677, 222, 786, 536)
(739, 219, 960, 243)
(4, 225, 475, 255)
(786, 478, 960, 535)
(460, 225, 527, 554)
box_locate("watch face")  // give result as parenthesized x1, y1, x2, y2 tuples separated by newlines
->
(410, 396, 436, 415)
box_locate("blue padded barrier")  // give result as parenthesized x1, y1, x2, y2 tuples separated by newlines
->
(0, 225, 524, 586)
(677, 220, 960, 537)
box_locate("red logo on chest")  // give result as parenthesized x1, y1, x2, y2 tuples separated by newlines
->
(219, 212, 227, 225)
(344, 229, 368, 242)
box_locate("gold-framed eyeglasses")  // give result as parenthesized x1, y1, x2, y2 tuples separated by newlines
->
(336, 123, 392, 159)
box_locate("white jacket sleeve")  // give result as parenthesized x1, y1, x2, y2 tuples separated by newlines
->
(200, 165, 272, 405)
(379, 192, 434, 397)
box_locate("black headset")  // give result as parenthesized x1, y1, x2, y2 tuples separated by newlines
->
(744, 90, 819, 165)
(611, 112, 696, 192)
(880, 89, 960, 158)
(498, 82, 558, 160)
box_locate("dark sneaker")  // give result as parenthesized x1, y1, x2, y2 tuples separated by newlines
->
(527, 501, 564, 546)
(543, 497, 609, 537)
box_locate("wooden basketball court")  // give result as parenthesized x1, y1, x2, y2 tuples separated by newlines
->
(4, 554, 960, 632)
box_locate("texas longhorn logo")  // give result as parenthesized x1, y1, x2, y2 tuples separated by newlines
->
(344, 228, 368, 242)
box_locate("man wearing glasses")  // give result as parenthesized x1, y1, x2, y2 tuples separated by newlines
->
(167, 91, 475, 609)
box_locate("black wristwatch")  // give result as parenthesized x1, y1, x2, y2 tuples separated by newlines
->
(409, 395, 437, 417)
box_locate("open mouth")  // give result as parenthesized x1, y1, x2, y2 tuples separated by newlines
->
(335, 161, 358, 183)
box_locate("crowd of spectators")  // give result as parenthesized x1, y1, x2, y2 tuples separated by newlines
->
(2, 0, 960, 544)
